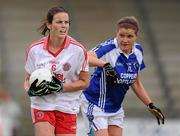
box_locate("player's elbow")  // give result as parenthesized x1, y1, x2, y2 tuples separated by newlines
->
(81, 80, 89, 89)
(79, 71, 90, 89)
(84, 81, 90, 89)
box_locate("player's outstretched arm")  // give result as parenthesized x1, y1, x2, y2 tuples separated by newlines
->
(88, 51, 106, 67)
(131, 74, 165, 125)
(88, 51, 119, 83)
(87, 51, 118, 77)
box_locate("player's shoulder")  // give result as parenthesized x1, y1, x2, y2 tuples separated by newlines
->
(92, 38, 116, 51)
(134, 43, 144, 54)
(99, 38, 115, 47)
(68, 36, 87, 52)
(26, 37, 45, 52)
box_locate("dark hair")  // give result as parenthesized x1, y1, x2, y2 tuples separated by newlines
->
(38, 5, 69, 36)
(117, 16, 139, 35)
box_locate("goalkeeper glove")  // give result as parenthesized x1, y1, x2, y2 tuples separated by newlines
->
(28, 76, 63, 97)
(103, 63, 119, 84)
(103, 63, 118, 77)
(28, 79, 49, 97)
(47, 76, 64, 93)
(148, 103, 165, 125)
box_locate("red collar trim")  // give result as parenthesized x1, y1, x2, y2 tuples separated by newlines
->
(43, 35, 70, 57)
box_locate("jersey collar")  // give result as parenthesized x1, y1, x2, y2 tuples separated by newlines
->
(43, 35, 70, 57)
(114, 38, 136, 58)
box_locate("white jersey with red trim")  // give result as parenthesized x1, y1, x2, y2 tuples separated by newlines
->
(25, 35, 89, 114)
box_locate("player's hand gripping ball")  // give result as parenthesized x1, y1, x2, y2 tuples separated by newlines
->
(28, 69, 52, 96)
(29, 68, 52, 86)
(28, 69, 64, 97)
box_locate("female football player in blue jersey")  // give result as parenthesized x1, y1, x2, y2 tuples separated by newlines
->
(81, 16, 165, 136)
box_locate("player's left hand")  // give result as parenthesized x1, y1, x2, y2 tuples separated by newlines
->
(47, 76, 64, 93)
(148, 103, 165, 125)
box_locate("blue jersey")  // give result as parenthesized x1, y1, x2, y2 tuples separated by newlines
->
(83, 38, 146, 113)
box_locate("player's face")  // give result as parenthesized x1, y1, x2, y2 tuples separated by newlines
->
(116, 28, 137, 54)
(48, 12, 70, 39)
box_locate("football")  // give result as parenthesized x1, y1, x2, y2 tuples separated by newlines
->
(29, 68, 52, 86)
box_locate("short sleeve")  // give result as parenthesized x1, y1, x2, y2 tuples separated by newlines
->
(135, 43, 146, 71)
(92, 41, 116, 58)
(76, 48, 89, 74)
(25, 48, 35, 74)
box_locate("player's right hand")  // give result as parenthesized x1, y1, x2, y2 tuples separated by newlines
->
(28, 79, 49, 97)
(148, 103, 165, 125)
(103, 63, 118, 77)
(103, 63, 120, 84)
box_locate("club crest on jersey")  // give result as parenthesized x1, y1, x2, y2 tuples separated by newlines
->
(133, 62, 139, 70)
(36, 111, 44, 119)
(63, 63, 71, 71)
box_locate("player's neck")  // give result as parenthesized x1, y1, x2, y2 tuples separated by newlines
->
(49, 37, 64, 48)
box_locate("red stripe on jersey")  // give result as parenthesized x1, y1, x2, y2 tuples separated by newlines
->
(25, 38, 44, 61)
(69, 38, 88, 71)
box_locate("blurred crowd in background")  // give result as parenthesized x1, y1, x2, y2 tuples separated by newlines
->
(0, 88, 21, 136)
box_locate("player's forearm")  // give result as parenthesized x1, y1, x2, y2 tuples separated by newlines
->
(131, 75, 152, 105)
(63, 80, 89, 92)
(134, 87, 152, 105)
(63, 71, 89, 92)
(88, 56, 106, 67)
(88, 51, 106, 67)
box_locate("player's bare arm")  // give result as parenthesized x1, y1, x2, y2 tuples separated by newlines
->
(88, 51, 106, 67)
(131, 73, 152, 105)
(131, 74, 165, 125)
(24, 72, 30, 91)
(63, 71, 89, 92)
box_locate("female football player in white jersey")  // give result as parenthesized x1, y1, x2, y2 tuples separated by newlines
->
(24, 5, 89, 136)
(81, 16, 164, 136)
